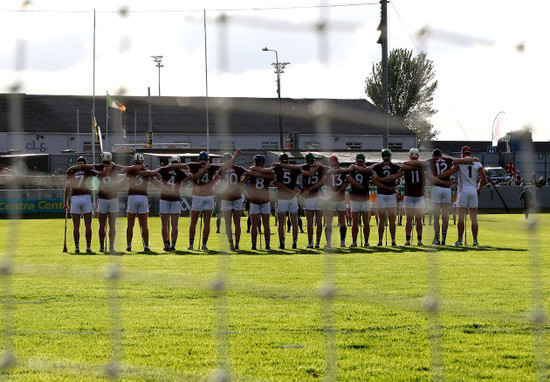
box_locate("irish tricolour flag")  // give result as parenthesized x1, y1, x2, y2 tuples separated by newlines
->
(108, 94, 126, 111)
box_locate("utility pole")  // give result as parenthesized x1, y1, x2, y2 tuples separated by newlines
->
(377, 0, 389, 148)
(151, 55, 163, 96)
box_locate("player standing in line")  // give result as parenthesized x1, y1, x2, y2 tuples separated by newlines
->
(371, 149, 401, 247)
(64, 156, 98, 253)
(94, 152, 125, 253)
(246, 155, 275, 250)
(153, 155, 209, 252)
(272, 153, 303, 249)
(427, 148, 454, 245)
(345, 153, 373, 248)
(301, 153, 326, 249)
(186, 151, 220, 251)
(217, 152, 248, 251)
(323, 155, 349, 248)
(125, 153, 158, 252)
(437, 146, 486, 246)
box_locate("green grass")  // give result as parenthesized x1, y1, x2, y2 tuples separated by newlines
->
(0, 214, 549, 381)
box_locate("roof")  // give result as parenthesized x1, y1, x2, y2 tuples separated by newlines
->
(0, 94, 413, 137)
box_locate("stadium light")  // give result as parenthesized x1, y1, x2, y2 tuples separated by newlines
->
(151, 55, 164, 96)
(262, 47, 290, 151)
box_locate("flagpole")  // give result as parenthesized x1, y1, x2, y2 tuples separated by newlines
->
(105, 91, 109, 152)
(204, 9, 210, 154)
(92, 9, 96, 164)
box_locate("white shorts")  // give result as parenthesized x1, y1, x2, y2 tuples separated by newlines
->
(70, 194, 93, 215)
(457, 189, 478, 208)
(404, 196, 425, 209)
(431, 186, 452, 204)
(276, 197, 299, 214)
(97, 198, 119, 214)
(350, 200, 370, 213)
(325, 198, 347, 212)
(160, 199, 181, 214)
(221, 197, 244, 211)
(250, 202, 270, 215)
(191, 195, 215, 212)
(376, 194, 397, 209)
(127, 195, 149, 214)
(304, 195, 323, 211)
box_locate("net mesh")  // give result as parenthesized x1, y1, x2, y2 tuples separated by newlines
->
(1, 1, 545, 380)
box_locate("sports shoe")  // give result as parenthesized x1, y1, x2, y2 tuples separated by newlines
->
(170, 246, 176, 252)
(404, 241, 411, 246)
(441, 241, 446, 246)
(454, 241, 463, 247)
(99, 248, 105, 253)
(305, 244, 314, 249)
(340, 241, 346, 248)
(292, 243, 297, 249)
(251, 245, 257, 250)
(74, 249, 80, 254)
(86, 248, 93, 253)
(391, 241, 397, 247)
(279, 244, 285, 250)
(363, 243, 370, 247)
(187, 245, 194, 251)
(201, 245, 209, 251)
(234, 243, 240, 250)
(472, 240, 479, 246)
(265, 245, 271, 250)
(324, 244, 331, 249)
(349, 243, 357, 248)
(417, 242, 424, 247)
(144, 246, 151, 252)
(126, 246, 131, 252)
(377, 240, 383, 247)
(314, 245, 320, 249)
(229, 244, 235, 251)
(163, 246, 170, 252)
(431, 238, 440, 246)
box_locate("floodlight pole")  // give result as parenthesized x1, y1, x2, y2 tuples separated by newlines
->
(151, 55, 164, 96)
(262, 47, 290, 151)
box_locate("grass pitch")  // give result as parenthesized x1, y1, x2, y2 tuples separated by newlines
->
(0, 213, 549, 381)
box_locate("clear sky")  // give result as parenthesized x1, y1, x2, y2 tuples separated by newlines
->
(1, 0, 548, 142)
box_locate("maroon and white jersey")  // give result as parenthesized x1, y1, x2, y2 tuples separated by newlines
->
(427, 156, 454, 188)
(157, 166, 191, 202)
(403, 167, 426, 197)
(126, 168, 150, 196)
(372, 161, 401, 195)
(66, 168, 98, 196)
(94, 163, 124, 200)
(301, 163, 326, 198)
(347, 166, 372, 201)
(326, 168, 348, 200)
(272, 165, 302, 199)
(188, 163, 220, 186)
(218, 165, 247, 201)
(247, 171, 272, 204)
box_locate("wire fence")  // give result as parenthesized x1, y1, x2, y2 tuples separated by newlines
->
(1, 1, 546, 381)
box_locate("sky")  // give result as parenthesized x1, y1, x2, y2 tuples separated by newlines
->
(1, 0, 549, 142)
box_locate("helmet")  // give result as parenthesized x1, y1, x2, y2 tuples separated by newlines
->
(355, 153, 365, 162)
(432, 148, 442, 157)
(170, 155, 181, 164)
(279, 153, 289, 163)
(77, 156, 87, 164)
(461, 146, 472, 157)
(409, 148, 419, 158)
(329, 155, 338, 164)
(223, 152, 233, 161)
(305, 153, 315, 162)
(381, 149, 392, 159)
(133, 153, 144, 163)
(101, 152, 112, 163)
(253, 155, 265, 165)
(198, 151, 209, 162)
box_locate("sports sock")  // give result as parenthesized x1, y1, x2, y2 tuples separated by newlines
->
(99, 241, 105, 251)
(340, 225, 347, 241)
(406, 234, 411, 242)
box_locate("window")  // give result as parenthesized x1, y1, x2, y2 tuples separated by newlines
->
(305, 141, 320, 150)
(388, 142, 403, 150)
(261, 141, 279, 150)
(345, 142, 362, 150)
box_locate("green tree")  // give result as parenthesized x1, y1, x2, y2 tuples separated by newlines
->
(365, 48, 439, 144)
